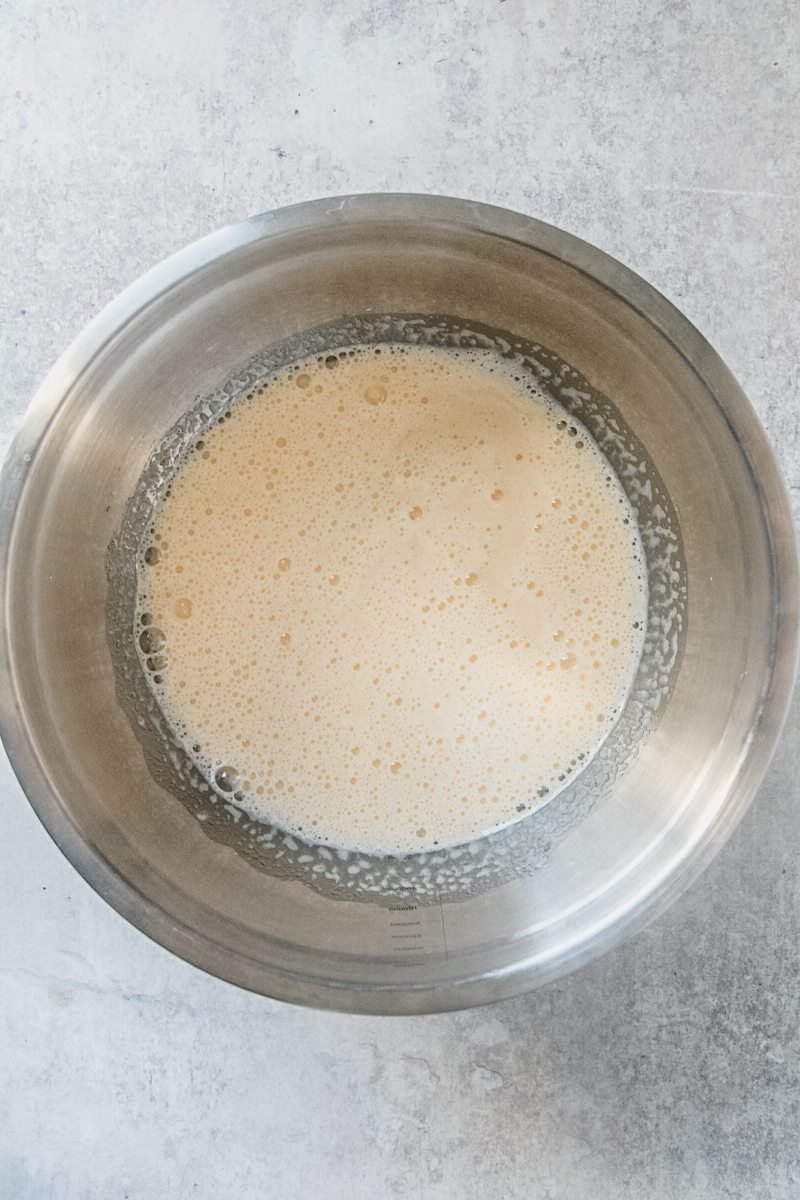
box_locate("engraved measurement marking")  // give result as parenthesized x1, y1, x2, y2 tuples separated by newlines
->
(387, 902, 424, 956)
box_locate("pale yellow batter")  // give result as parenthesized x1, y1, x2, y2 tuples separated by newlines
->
(138, 343, 646, 853)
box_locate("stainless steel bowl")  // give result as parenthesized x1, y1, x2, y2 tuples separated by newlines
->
(1, 195, 797, 1014)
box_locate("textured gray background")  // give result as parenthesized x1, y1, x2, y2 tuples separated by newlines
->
(2, 1, 799, 1197)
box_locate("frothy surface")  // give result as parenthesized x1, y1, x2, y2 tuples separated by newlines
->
(137, 344, 646, 854)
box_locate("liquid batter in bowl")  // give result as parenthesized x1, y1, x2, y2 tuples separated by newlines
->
(7, 194, 788, 1010)
(137, 342, 646, 854)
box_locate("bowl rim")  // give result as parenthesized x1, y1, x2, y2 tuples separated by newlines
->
(1, 192, 797, 1014)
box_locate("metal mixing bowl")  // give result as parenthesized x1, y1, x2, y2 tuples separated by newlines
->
(1, 195, 797, 1013)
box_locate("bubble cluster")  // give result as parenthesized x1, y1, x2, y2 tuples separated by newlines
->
(136, 343, 647, 854)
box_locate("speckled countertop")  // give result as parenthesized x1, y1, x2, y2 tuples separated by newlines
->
(1, 2, 799, 1197)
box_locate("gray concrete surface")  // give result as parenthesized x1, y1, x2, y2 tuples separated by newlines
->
(1, 1, 799, 1196)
